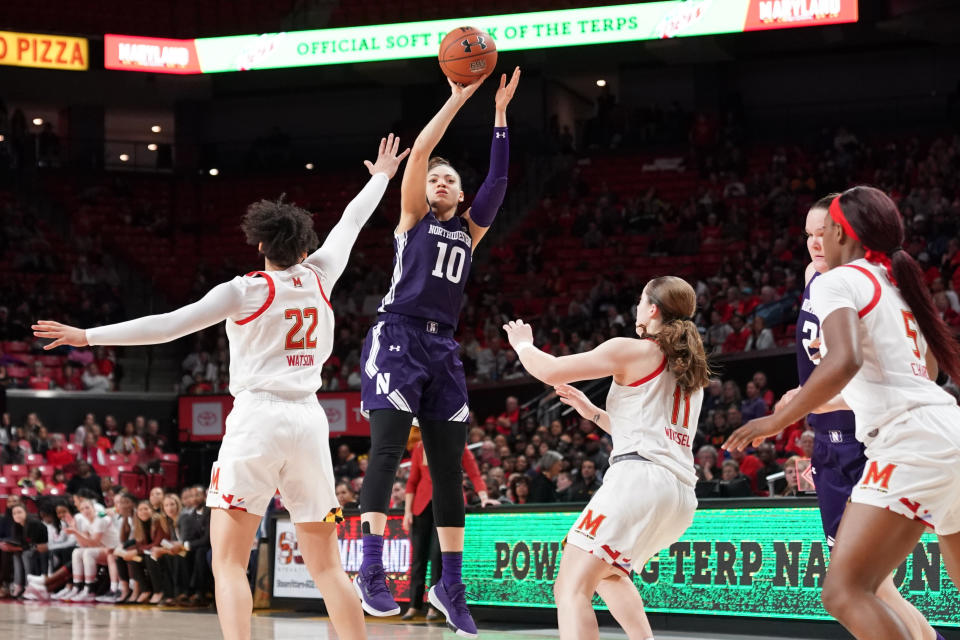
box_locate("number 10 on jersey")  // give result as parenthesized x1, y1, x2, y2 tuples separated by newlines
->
(432, 241, 466, 284)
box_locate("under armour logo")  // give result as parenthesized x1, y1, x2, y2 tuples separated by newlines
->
(389, 345, 401, 352)
(495, 132, 506, 139)
(460, 36, 487, 54)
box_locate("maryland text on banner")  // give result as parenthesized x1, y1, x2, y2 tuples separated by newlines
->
(0, 31, 88, 71)
(104, 0, 858, 74)
(461, 503, 958, 626)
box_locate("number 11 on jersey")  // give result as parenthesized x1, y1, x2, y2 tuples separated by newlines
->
(671, 384, 691, 428)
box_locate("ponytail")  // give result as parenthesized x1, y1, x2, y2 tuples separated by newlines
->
(643, 276, 712, 395)
(891, 250, 960, 381)
(647, 319, 711, 395)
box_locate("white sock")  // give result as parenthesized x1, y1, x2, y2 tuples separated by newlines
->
(110, 581, 118, 591)
(129, 579, 136, 589)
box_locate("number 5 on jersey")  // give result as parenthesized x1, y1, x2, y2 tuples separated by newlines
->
(285, 308, 318, 350)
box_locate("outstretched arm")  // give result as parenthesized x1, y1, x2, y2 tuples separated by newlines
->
(466, 67, 520, 249)
(554, 384, 612, 435)
(33, 281, 246, 348)
(305, 134, 409, 289)
(502, 319, 660, 386)
(398, 75, 490, 233)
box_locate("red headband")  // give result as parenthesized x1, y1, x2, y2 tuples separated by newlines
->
(829, 196, 897, 285)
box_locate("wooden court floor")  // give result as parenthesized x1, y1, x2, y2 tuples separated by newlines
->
(0, 601, 840, 639)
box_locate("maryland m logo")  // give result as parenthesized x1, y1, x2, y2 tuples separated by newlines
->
(862, 461, 896, 490)
(576, 509, 606, 538)
(292, 277, 303, 288)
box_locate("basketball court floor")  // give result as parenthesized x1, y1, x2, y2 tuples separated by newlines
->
(0, 601, 825, 639)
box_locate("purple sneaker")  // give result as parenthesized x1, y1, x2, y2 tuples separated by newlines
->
(353, 565, 400, 617)
(428, 582, 478, 638)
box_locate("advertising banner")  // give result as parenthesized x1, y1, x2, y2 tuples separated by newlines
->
(273, 514, 411, 601)
(177, 391, 368, 442)
(104, 34, 201, 73)
(461, 505, 958, 625)
(105, 0, 858, 74)
(0, 31, 88, 71)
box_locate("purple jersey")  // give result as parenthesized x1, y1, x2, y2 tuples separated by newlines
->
(379, 211, 472, 329)
(797, 271, 857, 438)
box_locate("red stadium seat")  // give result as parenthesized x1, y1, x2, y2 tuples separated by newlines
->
(65, 443, 79, 455)
(93, 464, 110, 478)
(106, 453, 124, 464)
(6, 365, 29, 380)
(38, 355, 64, 367)
(3, 341, 29, 353)
(119, 471, 147, 500)
(148, 473, 166, 490)
(19, 487, 37, 498)
(159, 461, 179, 489)
(160, 453, 179, 463)
(35, 465, 54, 477)
(47, 487, 62, 496)
(2, 465, 28, 480)
(25, 454, 45, 466)
(0, 477, 16, 494)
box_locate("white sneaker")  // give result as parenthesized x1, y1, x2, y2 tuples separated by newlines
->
(26, 575, 45, 586)
(95, 590, 119, 603)
(52, 586, 77, 600)
(31, 585, 51, 601)
(72, 588, 96, 603)
(22, 586, 39, 601)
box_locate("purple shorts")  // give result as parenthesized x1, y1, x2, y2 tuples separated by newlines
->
(811, 432, 866, 546)
(360, 315, 469, 422)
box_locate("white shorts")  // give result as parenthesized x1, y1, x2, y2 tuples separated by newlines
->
(565, 460, 697, 575)
(206, 392, 340, 524)
(852, 405, 960, 535)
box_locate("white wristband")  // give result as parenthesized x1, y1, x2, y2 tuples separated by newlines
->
(514, 341, 535, 354)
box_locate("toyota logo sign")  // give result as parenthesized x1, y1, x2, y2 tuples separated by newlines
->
(197, 410, 218, 427)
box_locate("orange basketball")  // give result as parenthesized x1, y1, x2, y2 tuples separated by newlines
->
(438, 26, 497, 85)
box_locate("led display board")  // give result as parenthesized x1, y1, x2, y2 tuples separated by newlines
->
(105, 0, 858, 74)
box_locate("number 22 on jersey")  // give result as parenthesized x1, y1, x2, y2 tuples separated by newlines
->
(284, 308, 318, 350)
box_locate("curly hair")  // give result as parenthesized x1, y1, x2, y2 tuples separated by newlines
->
(642, 276, 712, 395)
(240, 195, 318, 269)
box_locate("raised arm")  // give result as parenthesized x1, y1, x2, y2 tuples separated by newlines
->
(398, 75, 489, 234)
(466, 67, 520, 249)
(305, 134, 409, 289)
(33, 280, 247, 349)
(502, 319, 662, 387)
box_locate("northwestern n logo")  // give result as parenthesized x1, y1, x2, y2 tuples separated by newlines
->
(375, 372, 391, 395)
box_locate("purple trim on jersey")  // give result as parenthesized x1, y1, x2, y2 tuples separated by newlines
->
(378, 211, 471, 330)
(797, 271, 856, 437)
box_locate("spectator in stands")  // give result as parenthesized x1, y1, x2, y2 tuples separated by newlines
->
(178, 485, 211, 605)
(529, 451, 563, 503)
(145, 419, 167, 451)
(27, 360, 54, 390)
(334, 444, 361, 479)
(78, 432, 106, 466)
(740, 382, 768, 423)
(114, 422, 144, 455)
(122, 500, 161, 603)
(751, 371, 775, 409)
(150, 493, 190, 605)
(91, 424, 111, 451)
(703, 411, 730, 449)
(721, 379, 742, 407)
(744, 315, 775, 351)
(779, 463, 801, 497)
(60, 362, 84, 390)
(49, 469, 67, 494)
(53, 496, 119, 602)
(704, 310, 733, 354)
(695, 445, 722, 481)
(475, 336, 508, 381)
(1, 438, 24, 464)
(797, 430, 815, 459)
(19, 467, 45, 492)
(701, 378, 724, 419)
(755, 442, 785, 495)
(66, 462, 103, 503)
(564, 459, 602, 502)
(721, 314, 748, 353)
(74, 413, 96, 446)
(27, 425, 49, 457)
(23, 499, 77, 600)
(336, 482, 358, 509)
(506, 475, 530, 505)
(46, 434, 73, 468)
(148, 487, 164, 512)
(719, 460, 753, 497)
(81, 362, 111, 392)
(497, 396, 520, 435)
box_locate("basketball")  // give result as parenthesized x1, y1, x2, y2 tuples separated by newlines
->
(438, 26, 497, 85)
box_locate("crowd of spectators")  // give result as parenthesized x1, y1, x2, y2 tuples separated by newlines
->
(0, 410, 218, 605)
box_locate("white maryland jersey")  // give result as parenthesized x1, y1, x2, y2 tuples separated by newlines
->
(812, 258, 957, 442)
(605, 349, 702, 488)
(225, 264, 334, 397)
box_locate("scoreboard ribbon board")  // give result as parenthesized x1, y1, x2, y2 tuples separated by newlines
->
(461, 502, 958, 625)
